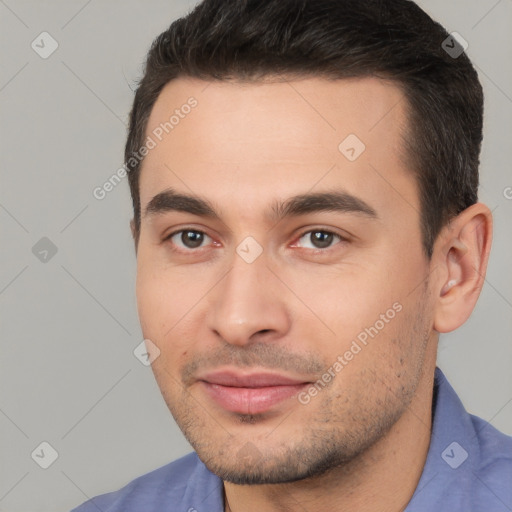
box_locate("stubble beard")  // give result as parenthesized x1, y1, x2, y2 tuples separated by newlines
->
(157, 293, 432, 485)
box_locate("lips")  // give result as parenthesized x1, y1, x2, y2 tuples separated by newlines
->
(198, 370, 310, 415)
(200, 371, 307, 388)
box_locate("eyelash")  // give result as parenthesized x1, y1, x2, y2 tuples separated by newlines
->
(163, 227, 348, 253)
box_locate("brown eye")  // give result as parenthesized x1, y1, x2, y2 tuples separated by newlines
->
(168, 229, 211, 250)
(296, 230, 344, 250)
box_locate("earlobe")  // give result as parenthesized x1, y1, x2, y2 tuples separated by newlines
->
(433, 203, 492, 333)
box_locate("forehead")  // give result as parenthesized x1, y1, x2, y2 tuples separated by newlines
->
(138, 76, 416, 224)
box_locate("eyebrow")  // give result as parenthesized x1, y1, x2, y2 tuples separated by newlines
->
(143, 187, 378, 222)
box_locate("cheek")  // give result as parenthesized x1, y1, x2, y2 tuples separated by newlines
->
(136, 262, 196, 336)
(135, 266, 205, 373)
(287, 263, 422, 381)
(286, 264, 399, 343)
(135, 269, 164, 338)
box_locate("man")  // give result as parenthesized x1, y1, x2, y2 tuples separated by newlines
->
(72, 0, 512, 510)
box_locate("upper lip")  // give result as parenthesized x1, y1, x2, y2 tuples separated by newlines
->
(199, 370, 310, 388)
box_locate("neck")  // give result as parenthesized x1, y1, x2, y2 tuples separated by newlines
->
(223, 363, 435, 512)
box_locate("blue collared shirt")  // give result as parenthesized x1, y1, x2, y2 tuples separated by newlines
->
(71, 368, 512, 511)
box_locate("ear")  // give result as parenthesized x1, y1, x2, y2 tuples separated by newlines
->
(432, 202, 492, 333)
(130, 218, 139, 254)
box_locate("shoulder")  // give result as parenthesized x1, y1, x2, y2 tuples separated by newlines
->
(470, 414, 512, 504)
(412, 368, 512, 511)
(70, 452, 222, 512)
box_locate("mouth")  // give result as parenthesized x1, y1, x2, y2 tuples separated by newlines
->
(197, 370, 311, 415)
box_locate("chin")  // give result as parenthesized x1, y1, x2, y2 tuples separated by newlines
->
(194, 441, 360, 485)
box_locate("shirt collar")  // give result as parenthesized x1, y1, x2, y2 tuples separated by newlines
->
(404, 366, 479, 510)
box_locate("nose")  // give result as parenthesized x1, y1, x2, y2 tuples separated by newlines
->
(205, 250, 291, 347)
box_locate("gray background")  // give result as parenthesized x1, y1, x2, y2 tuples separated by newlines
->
(0, 1, 511, 511)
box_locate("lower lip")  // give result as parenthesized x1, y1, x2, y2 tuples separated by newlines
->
(200, 381, 308, 415)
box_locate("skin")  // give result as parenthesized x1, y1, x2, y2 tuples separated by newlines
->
(131, 76, 492, 512)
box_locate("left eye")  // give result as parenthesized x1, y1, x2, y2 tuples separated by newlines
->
(167, 229, 212, 250)
(295, 230, 344, 250)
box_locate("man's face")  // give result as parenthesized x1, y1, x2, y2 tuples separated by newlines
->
(135, 76, 436, 483)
